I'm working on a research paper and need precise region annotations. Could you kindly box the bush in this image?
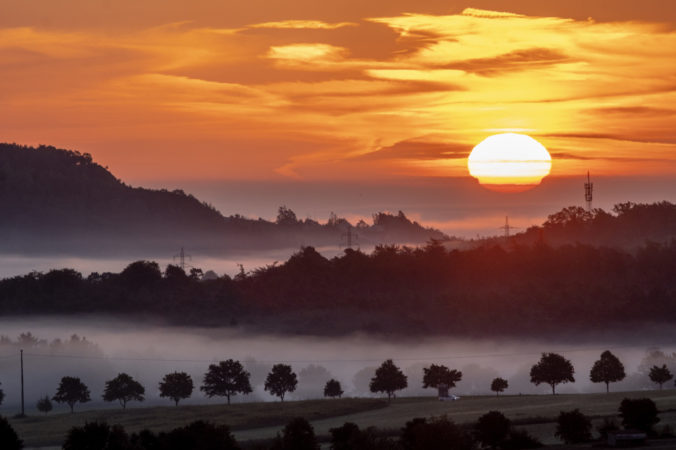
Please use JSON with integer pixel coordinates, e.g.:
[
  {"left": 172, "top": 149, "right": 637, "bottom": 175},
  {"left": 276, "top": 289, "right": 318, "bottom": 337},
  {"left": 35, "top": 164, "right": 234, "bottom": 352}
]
[
  {"left": 0, "top": 416, "right": 23, "bottom": 450},
  {"left": 36, "top": 395, "right": 53, "bottom": 414},
  {"left": 160, "top": 420, "right": 239, "bottom": 450},
  {"left": 475, "top": 411, "right": 511, "bottom": 448},
  {"left": 63, "top": 422, "right": 129, "bottom": 450},
  {"left": 401, "top": 416, "right": 475, "bottom": 450},
  {"left": 271, "top": 417, "right": 319, "bottom": 450},
  {"left": 555, "top": 409, "right": 592, "bottom": 444},
  {"left": 330, "top": 422, "right": 398, "bottom": 450},
  {"left": 619, "top": 398, "right": 660, "bottom": 434},
  {"left": 502, "top": 429, "right": 542, "bottom": 449},
  {"left": 597, "top": 418, "right": 619, "bottom": 441}
]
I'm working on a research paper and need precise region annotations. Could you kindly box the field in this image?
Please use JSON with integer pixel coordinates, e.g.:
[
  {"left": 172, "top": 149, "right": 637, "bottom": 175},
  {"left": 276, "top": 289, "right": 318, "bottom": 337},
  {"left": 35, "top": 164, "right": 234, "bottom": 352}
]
[{"left": 9, "top": 390, "right": 676, "bottom": 448}]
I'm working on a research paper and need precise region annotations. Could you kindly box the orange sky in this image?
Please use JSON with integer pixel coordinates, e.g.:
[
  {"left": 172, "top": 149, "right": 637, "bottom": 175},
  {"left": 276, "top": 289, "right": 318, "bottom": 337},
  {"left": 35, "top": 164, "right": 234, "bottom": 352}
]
[{"left": 2, "top": 0, "right": 676, "bottom": 184}]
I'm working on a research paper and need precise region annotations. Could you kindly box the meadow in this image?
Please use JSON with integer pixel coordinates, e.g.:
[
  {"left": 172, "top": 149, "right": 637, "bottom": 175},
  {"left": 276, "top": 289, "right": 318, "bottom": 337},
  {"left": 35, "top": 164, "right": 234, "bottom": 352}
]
[{"left": 9, "top": 390, "right": 676, "bottom": 448}]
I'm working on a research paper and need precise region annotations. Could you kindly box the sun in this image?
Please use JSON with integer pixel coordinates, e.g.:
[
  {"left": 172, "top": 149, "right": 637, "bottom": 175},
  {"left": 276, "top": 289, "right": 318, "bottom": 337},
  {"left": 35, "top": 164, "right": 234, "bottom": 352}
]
[{"left": 467, "top": 133, "right": 552, "bottom": 192}]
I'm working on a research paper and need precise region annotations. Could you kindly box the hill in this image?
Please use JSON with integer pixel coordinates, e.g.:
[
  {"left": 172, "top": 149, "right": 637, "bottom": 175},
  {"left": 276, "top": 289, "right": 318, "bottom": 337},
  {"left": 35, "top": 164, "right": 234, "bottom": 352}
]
[{"left": 0, "top": 143, "right": 446, "bottom": 254}]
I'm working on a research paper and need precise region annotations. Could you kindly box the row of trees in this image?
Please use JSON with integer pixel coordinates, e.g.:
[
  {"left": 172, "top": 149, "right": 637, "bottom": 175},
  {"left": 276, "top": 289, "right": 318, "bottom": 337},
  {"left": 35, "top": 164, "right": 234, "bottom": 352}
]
[{"left": 4, "top": 350, "right": 675, "bottom": 415}]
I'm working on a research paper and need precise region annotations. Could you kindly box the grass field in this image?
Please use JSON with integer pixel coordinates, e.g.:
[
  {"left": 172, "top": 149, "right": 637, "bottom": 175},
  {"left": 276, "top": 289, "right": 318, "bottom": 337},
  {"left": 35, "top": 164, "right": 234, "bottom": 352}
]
[{"left": 10, "top": 390, "right": 676, "bottom": 447}]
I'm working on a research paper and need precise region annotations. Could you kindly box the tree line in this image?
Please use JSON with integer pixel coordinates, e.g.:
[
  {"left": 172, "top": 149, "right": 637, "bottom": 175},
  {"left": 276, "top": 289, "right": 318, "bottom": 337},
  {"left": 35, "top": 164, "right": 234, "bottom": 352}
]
[
  {"left": 0, "top": 232, "right": 674, "bottom": 336},
  {"left": 3, "top": 350, "right": 676, "bottom": 416}
]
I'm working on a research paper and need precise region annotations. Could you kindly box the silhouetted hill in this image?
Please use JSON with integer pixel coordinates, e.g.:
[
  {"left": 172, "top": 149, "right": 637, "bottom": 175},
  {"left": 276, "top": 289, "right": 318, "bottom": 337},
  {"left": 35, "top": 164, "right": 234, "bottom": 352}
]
[
  {"left": 0, "top": 143, "right": 447, "bottom": 254},
  {"left": 484, "top": 203, "right": 676, "bottom": 250}
]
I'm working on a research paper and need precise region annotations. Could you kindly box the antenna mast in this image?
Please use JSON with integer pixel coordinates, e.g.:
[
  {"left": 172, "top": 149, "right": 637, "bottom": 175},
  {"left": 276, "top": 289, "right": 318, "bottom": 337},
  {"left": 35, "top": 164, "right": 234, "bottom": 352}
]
[{"left": 584, "top": 171, "right": 594, "bottom": 212}]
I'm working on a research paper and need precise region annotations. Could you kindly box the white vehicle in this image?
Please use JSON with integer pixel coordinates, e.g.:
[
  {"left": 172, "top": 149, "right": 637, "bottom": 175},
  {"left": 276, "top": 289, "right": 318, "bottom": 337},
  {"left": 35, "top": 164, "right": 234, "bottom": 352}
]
[{"left": 439, "top": 394, "right": 460, "bottom": 401}]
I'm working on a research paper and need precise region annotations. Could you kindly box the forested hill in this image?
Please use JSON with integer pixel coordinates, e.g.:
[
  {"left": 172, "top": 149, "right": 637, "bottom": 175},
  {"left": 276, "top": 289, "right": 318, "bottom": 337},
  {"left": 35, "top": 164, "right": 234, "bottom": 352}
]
[{"left": 0, "top": 143, "right": 446, "bottom": 254}]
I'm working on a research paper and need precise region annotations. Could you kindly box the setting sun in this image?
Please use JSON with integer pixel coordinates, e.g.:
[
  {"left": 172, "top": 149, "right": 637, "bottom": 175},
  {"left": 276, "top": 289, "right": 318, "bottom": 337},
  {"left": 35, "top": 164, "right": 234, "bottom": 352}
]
[{"left": 467, "top": 133, "right": 552, "bottom": 192}]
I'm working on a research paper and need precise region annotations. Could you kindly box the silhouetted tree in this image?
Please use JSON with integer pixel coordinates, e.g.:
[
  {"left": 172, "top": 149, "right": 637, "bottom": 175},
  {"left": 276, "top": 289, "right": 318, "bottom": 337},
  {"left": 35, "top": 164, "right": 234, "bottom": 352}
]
[
  {"left": 0, "top": 416, "right": 23, "bottom": 450},
  {"left": 422, "top": 364, "right": 462, "bottom": 390},
  {"left": 276, "top": 206, "right": 298, "bottom": 225},
  {"left": 160, "top": 420, "right": 240, "bottom": 450},
  {"left": 159, "top": 372, "right": 194, "bottom": 406},
  {"left": 370, "top": 359, "right": 407, "bottom": 402},
  {"left": 619, "top": 398, "right": 660, "bottom": 433},
  {"left": 265, "top": 364, "right": 297, "bottom": 402},
  {"left": 502, "top": 429, "right": 542, "bottom": 450},
  {"left": 491, "top": 378, "right": 509, "bottom": 396},
  {"left": 590, "top": 351, "right": 626, "bottom": 393},
  {"left": 272, "top": 417, "right": 319, "bottom": 450},
  {"left": 63, "top": 421, "right": 129, "bottom": 450},
  {"left": 36, "top": 395, "right": 53, "bottom": 414},
  {"left": 401, "top": 416, "right": 474, "bottom": 450},
  {"left": 53, "top": 376, "right": 90, "bottom": 413},
  {"left": 555, "top": 409, "right": 592, "bottom": 444},
  {"left": 475, "top": 411, "right": 511, "bottom": 449},
  {"left": 530, "top": 353, "right": 575, "bottom": 394},
  {"left": 103, "top": 373, "right": 145, "bottom": 409},
  {"left": 324, "top": 379, "right": 343, "bottom": 398},
  {"left": 202, "top": 360, "right": 252, "bottom": 405},
  {"left": 649, "top": 364, "right": 673, "bottom": 390},
  {"left": 330, "top": 422, "right": 394, "bottom": 450}
]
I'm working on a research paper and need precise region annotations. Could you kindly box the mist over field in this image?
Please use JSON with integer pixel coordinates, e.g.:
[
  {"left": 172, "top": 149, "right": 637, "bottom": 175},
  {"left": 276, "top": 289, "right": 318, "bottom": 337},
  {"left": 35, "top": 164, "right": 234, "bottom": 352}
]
[{"left": 0, "top": 316, "right": 673, "bottom": 415}]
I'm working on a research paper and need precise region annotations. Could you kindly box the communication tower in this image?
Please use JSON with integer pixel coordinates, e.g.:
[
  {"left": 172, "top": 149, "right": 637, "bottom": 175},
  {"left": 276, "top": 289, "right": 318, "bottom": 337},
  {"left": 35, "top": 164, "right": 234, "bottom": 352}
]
[
  {"left": 499, "top": 216, "right": 518, "bottom": 238},
  {"left": 584, "top": 171, "right": 594, "bottom": 212}
]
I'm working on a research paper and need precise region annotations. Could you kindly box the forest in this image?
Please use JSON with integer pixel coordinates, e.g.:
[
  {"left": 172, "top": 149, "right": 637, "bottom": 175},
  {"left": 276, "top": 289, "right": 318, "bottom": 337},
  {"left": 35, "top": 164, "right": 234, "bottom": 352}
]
[
  {"left": 0, "top": 143, "right": 445, "bottom": 255},
  {"left": 0, "top": 200, "right": 673, "bottom": 337}
]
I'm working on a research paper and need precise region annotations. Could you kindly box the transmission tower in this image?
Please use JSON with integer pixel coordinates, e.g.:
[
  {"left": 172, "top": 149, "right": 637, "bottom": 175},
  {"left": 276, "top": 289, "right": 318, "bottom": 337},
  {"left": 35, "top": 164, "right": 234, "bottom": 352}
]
[
  {"left": 584, "top": 171, "right": 594, "bottom": 212},
  {"left": 173, "top": 247, "right": 192, "bottom": 271},
  {"left": 498, "top": 216, "right": 518, "bottom": 238},
  {"left": 341, "top": 226, "right": 359, "bottom": 249}
]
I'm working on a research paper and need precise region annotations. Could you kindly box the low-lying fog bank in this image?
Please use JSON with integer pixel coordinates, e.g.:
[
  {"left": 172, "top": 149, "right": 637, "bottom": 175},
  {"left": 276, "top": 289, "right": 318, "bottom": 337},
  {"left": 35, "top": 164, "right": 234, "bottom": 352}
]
[{"left": 0, "top": 316, "right": 674, "bottom": 414}]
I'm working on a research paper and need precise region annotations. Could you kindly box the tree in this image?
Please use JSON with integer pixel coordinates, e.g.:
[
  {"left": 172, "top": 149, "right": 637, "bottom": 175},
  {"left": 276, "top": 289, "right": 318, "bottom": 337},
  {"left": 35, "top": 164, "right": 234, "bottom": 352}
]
[
  {"left": 401, "top": 416, "right": 475, "bottom": 450},
  {"left": 619, "top": 398, "right": 660, "bottom": 433},
  {"left": 491, "top": 378, "right": 509, "bottom": 396},
  {"left": 475, "top": 411, "right": 511, "bottom": 449},
  {"left": 324, "top": 379, "right": 343, "bottom": 398},
  {"left": 370, "top": 359, "right": 407, "bottom": 402},
  {"left": 265, "top": 364, "right": 297, "bottom": 402},
  {"left": 0, "top": 416, "right": 23, "bottom": 450},
  {"left": 530, "top": 353, "right": 575, "bottom": 395},
  {"left": 201, "top": 360, "right": 252, "bottom": 405},
  {"left": 422, "top": 364, "right": 462, "bottom": 390},
  {"left": 160, "top": 420, "right": 240, "bottom": 450},
  {"left": 272, "top": 417, "right": 319, "bottom": 450},
  {"left": 36, "top": 395, "right": 53, "bottom": 414},
  {"left": 649, "top": 364, "right": 673, "bottom": 390},
  {"left": 63, "top": 421, "right": 129, "bottom": 450},
  {"left": 53, "top": 376, "right": 90, "bottom": 413},
  {"left": 103, "top": 373, "right": 145, "bottom": 409},
  {"left": 555, "top": 409, "right": 592, "bottom": 444},
  {"left": 159, "top": 372, "right": 194, "bottom": 406},
  {"left": 590, "top": 350, "right": 626, "bottom": 393}
]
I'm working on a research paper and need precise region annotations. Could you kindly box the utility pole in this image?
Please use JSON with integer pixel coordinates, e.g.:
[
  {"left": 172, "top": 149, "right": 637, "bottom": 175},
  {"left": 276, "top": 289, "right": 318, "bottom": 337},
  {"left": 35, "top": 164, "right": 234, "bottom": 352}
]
[
  {"left": 498, "top": 216, "right": 518, "bottom": 238},
  {"left": 20, "top": 349, "right": 25, "bottom": 417},
  {"left": 173, "top": 247, "right": 192, "bottom": 271}
]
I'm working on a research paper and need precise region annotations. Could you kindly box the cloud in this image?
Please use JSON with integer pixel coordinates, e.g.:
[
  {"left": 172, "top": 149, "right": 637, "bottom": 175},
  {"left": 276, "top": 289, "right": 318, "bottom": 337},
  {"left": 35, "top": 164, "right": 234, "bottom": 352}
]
[
  {"left": 356, "top": 140, "right": 469, "bottom": 161},
  {"left": 249, "top": 20, "right": 357, "bottom": 30}
]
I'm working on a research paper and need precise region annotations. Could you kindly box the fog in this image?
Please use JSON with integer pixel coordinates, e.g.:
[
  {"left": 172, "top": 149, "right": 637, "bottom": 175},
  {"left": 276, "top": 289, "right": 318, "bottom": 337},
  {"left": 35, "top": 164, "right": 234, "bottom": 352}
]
[{"left": 0, "top": 317, "right": 674, "bottom": 415}]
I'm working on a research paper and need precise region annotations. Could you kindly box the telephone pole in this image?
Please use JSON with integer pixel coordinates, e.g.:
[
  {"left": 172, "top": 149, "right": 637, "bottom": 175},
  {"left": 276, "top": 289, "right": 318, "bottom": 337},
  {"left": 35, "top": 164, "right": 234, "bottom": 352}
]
[{"left": 20, "top": 349, "right": 25, "bottom": 417}]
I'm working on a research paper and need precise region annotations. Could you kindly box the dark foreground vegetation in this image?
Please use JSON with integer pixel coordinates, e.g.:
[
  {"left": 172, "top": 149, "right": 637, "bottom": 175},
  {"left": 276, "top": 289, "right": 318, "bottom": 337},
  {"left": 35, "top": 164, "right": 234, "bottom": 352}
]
[
  {"left": 2, "top": 393, "right": 675, "bottom": 449},
  {"left": 0, "top": 209, "right": 674, "bottom": 336},
  {"left": 0, "top": 143, "right": 445, "bottom": 254}
]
